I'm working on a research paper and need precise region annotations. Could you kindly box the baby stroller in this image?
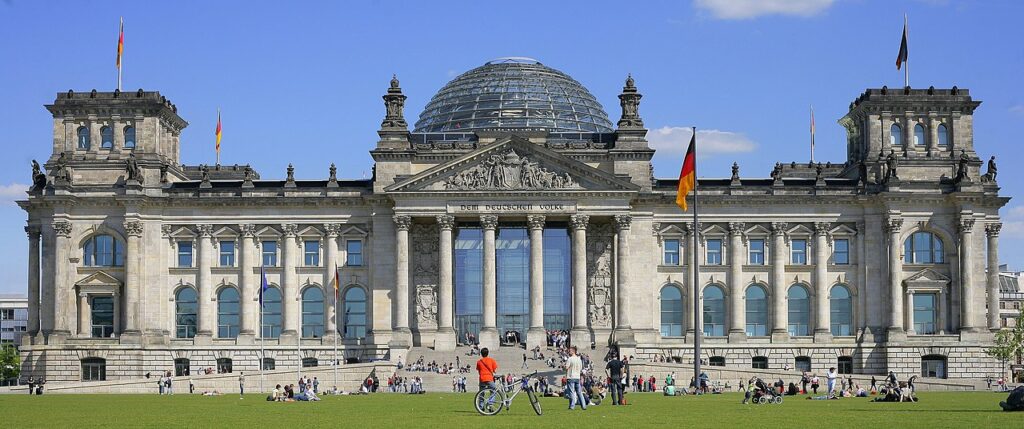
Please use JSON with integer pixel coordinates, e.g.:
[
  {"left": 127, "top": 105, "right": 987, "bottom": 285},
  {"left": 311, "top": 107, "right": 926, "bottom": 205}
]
[{"left": 752, "top": 378, "right": 783, "bottom": 404}]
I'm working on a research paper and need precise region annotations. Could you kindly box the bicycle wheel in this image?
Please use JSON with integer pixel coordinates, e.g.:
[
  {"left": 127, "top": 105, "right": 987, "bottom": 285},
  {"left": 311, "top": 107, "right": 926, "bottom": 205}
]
[
  {"left": 773, "top": 396, "right": 783, "bottom": 404},
  {"left": 527, "top": 388, "right": 543, "bottom": 416},
  {"left": 475, "top": 388, "right": 503, "bottom": 416}
]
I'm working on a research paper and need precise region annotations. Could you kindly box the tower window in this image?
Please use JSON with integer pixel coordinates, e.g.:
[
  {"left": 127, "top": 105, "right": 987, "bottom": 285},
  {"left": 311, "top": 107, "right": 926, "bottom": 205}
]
[
  {"left": 890, "top": 124, "right": 902, "bottom": 147},
  {"left": 914, "top": 124, "right": 926, "bottom": 146},
  {"left": 124, "top": 126, "right": 136, "bottom": 148},
  {"left": 101, "top": 126, "right": 113, "bottom": 149},
  {"left": 77, "top": 126, "right": 91, "bottom": 149},
  {"left": 937, "top": 124, "right": 949, "bottom": 147}
]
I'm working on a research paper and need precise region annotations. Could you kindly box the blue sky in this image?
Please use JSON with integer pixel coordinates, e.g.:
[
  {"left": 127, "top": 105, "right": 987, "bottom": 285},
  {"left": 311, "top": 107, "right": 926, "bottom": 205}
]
[{"left": 0, "top": 0, "right": 1022, "bottom": 294}]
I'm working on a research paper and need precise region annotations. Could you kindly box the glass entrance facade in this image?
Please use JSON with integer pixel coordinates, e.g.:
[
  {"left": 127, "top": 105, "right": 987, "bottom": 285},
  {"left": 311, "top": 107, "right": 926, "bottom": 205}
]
[
  {"left": 497, "top": 227, "right": 529, "bottom": 337},
  {"left": 455, "top": 227, "right": 483, "bottom": 343},
  {"left": 542, "top": 227, "right": 571, "bottom": 331}
]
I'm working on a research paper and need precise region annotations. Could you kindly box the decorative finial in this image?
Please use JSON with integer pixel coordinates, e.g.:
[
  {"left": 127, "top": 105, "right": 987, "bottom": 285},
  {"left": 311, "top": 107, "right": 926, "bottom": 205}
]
[
  {"left": 390, "top": 74, "right": 399, "bottom": 89},
  {"left": 617, "top": 74, "right": 643, "bottom": 129},
  {"left": 382, "top": 74, "right": 408, "bottom": 129}
]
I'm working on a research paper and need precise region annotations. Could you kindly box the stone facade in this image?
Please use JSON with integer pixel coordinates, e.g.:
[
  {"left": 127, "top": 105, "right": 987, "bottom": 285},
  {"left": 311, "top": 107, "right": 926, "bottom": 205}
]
[{"left": 18, "top": 64, "right": 1008, "bottom": 384}]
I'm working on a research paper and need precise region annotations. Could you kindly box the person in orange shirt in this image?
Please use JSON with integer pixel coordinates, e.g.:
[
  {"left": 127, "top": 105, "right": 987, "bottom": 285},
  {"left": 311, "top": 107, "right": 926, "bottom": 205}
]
[{"left": 476, "top": 347, "right": 498, "bottom": 391}]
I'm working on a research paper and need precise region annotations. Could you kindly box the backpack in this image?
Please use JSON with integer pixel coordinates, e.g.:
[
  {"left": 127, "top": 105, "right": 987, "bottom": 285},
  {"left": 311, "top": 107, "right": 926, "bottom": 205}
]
[{"left": 266, "top": 395, "right": 274, "bottom": 401}]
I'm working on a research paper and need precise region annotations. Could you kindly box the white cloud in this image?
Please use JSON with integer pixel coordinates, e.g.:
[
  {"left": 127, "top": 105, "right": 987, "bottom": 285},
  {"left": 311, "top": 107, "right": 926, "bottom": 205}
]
[
  {"left": 0, "top": 183, "right": 29, "bottom": 206},
  {"left": 1004, "top": 206, "right": 1024, "bottom": 239},
  {"left": 647, "top": 126, "right": 757, "bottom": 157},
  {"left": 695, "top": 0, "right": 835, "bottom": 19}
]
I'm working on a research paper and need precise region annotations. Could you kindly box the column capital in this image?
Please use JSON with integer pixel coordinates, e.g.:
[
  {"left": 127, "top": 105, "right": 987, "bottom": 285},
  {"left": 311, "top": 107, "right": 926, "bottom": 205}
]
[
  {"left": 986, "top": 222, "right": 1002, "bottom": 238},
  {"left": 161, "top": 224, "right": 174, "bottom": 238},
  {"left": 613, "top": 214, "right": 632, "bottom": 231},
  {"left": 813, "top": 222, "right": 831, "bottom": 236},
  {"left": 958, "top": 217, "right": 976, "bottom": 235},
  {"left": 25, "top": 225, "right": 41, "bottom": 239},
  {"left": 527, "top": 215, "right": 546, "bottom": 231},
  {"left": 480, "top": 215, "right": 499, "bottom": 230},
  {"left": 324, "top": 223, "right": 342, "bottom": 237},
  {"left": 239, "top": 223, "right": 257, "bottom": 237},
  {"left": 52, "top": 220, "right": 73, "bottom": 237},
  {"left": 196, "top": 224, "right": 214, "bottom": 237},
  {"left": 436, "top": 215, "right": 456, "bottom": 231},
  {"left": 728, "top": 221, "right": 745, "bottom": 236},
  {"left": 770, "top": 222, "right": 788, "bottom": 236},
  {"left": 569, "top": 214, "right": 590, "bottom": 230},
  {"left": 123, "top": 220, "right": 144, "bottom": 237},
  {"left": 393, "top": 215, "right": 413, "bottom": 231},
  {"left": 684, "top": 221, "right": 703, "bottom": 236},
  {"left": 281, "top": 223, "right": 298, "bottom": 237},
  {"left": 883, "top": 217, "right": 903, "bottom": 234}
]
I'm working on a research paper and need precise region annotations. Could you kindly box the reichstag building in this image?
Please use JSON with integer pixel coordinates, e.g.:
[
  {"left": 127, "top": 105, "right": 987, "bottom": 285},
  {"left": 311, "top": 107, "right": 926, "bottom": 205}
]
[{"left": 19, "top": 58, "right": 1007, "bottom": 382}]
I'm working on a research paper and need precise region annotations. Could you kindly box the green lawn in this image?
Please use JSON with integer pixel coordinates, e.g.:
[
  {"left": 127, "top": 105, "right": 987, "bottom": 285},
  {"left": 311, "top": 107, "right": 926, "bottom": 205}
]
[{"left": 0, "top": 391, "right": 1017, "bottom": 428}]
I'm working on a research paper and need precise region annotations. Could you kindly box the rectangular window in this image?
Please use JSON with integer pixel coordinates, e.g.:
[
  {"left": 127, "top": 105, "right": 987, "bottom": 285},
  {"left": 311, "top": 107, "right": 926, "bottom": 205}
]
[
  {"left": 748, "top": 239, "right": 765, "bottom": 265},
  {"left": 262, "top": 241, "right": 278, "bottom": 266},
  {"left": 834, "top": 239, "right": 850, "bottom": 265},
  {"left": 913, "top": 293, "right": 937, "bottom": 334},
  {"left": 663, "top": 239, "right": 680, "bottom": 265},
  {"left": 346, "top": 240, "right": 363, "bottom": 266},
  {"left": 219, "top": 241, "right": 235, "bottom": 267},
  {"left": 177, "top": 241, "right": 193, "bottom": 268},
  {"left": 304, "top": 240, "right": 320, "bottom": 266},
  {"left": 791, "top": 239, "right": 808, "bottom": 265},
  {"left": 706, "top": 239, "right": 723, "bottom": 265}
]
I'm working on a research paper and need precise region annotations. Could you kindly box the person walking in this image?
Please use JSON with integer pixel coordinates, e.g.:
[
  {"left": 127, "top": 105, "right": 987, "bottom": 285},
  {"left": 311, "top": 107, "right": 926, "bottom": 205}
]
[
  {"left": 166, "top": 372, "right": 174, "bottom": 395},
  {"left": 605, "top": 353, "right": 625, "bottom": 405},
  {"left": 811, "top": 374, "right": 820, "bottom": 394},
  {"left": 826, "top": 367, "right": 838, "bottom": 396},
  {"left": 313, "top": 377, "right": 319, "bottom": 394},
  {"left": 189, "top": 377, "right": 195, "bottom": 394},
  {"left": 565, "top": 346, "right": 586, "bottom": 410},
  {"left": 238, "top": 372, "right": 245, "bottom": 399},
  {"left": 522, "top": 353, "right": 528, "bottom": 370}
]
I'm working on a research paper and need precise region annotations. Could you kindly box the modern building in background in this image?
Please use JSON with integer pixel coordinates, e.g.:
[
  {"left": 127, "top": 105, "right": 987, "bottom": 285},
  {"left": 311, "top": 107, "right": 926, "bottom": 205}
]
[
  {"left": 1, "top": 295, "right": 28, "bottom": 350},
  {"left": 17, "top": 58, "right": 1009, "bottom": 383},
  {"left": 998, "top": 265, "right": 1024, "bottom": 328}
]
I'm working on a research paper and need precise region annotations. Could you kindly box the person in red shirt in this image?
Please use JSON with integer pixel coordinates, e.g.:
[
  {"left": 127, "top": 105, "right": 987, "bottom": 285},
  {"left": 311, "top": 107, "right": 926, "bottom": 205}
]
[{"left": 476, "top": 347, "right": 498, "bottom": 391}]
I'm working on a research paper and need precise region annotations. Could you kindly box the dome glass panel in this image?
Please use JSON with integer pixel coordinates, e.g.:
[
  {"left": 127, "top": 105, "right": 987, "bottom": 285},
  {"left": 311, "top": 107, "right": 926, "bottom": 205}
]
[{"left": 413, "top": 58, "right": 613, "bottom": 133}]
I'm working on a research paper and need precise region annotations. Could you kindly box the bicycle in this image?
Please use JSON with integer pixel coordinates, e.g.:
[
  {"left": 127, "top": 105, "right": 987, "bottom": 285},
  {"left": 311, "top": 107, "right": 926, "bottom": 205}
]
[{"left": 474, "top": 371, "right": 543, "bottom": 416}]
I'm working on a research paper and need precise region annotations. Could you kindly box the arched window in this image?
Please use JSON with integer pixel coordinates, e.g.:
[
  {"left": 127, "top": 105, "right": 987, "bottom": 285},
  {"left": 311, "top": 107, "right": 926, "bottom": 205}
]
[
  {"left": 702, "top": 285, "right": 726, "bottom": 336},
  {"left": 262, "top": 287, "right": 282, "bottom": 338},
  {"left": 174, "top": 358, "right": 190, "bottom": 376},
  {"left": 914, "top": 124, "right": 926, "bottom": 146},
  {"left": 217, "top": 287, "right": 240, "bottom": 338},
  {"left": 660, "top": 285, "right": 683, "bottom": 337},
  {"left": 890, "top": 124, "right": 902, "bottom": 146},
  {"left": 937, "top": 124, "right": 949, "bottom": 147},
  {"left": 216, "top": 358, "right": 232, "bottom": 374},
  {"left": 301, "top": 287, "right": 325, "bottom": 338},
  {"left": 81, "top": 357, "right": 106, "bottom": 381},
  {"left": 100, "top": 126, "right": 113, "bottom": 149},
  {"left": 123, "top": 126, "right": 136, "bottom": 148},
  {"left": 175, "top": 287, "right": 198, "bottom": 338},
  {"left": 83, "top": 234, "right": 124, "bottom": 267},
  {"left": 77, "top": 126, "right": 91, "bottom": 149},
  {"left": 708, "top": 356, "right": 726, "bottom": 367},
  {"left": 787, "top": 285, "right": 810, "bottom": 337},
  {"left": 302, "top": 357, "right": 319, "bottom": 368},
  {"left": 745, "top": 285, "right": 769, "bottom": 337},
  {"left": 751, "top": 356, "right": 768, "bottom": 369},
  {"left": 830, "top": 285, "right": 853, "bottom": 336},
  {"left": 903, "top": 231, "right": 944, "bottom": 264},
  {"left": 343, "top": 286, "right": 367, "bottom": 339}
]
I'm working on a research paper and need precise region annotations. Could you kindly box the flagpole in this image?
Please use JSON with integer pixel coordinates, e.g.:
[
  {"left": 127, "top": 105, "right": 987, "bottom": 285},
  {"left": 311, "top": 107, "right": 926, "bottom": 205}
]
[
  {"left": 904, "top": 14, "right": 909, "bottom": 88},
  {"left": 810, "top": 105, "right": 815, "bottom": 163},
  {"left": 260, "top": 292, "right": 265, "bottom": 394},
  {"left": 117, "top": 17, "right": 123, "bottom": 92},
  {"left": 333, "top": 266, "right": 339, "bottom": 389},
  {"left": 691, "top": 126, "right": 702, "bottom": 394},
  {"left": 216, "top": 108, "right": 221, "bottom": 166}
]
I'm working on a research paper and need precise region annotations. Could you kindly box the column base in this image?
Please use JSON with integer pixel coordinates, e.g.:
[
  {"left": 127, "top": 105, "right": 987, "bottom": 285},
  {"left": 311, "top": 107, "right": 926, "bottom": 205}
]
[
  {"left": 727, "top": 330, "right": 747, "bottom": 343},
  {"left": 526, "top": 327, "right": 546, "bottom": 352},
  {"left": 684, "top": 329, "right": 695, "bottom": 344},
  {"left": 771, "top": 330, "right": 790, "bottom": 342},
  {"left": 119, "top": 330, "right": 143, "bottom": 345},
  {"left": 389, "top": 328, "right": 412, "bottom": 349},
  {"left": 434, "top": 327, "right": 457, "bottom": 351},
  {"left": 885, "top": 327, "right": 906, "bottom": 343},
  {"left": 194, "top": 332, "right": 213, "bottom": 345},
  {"left": 812, "top": 329, "right": 832, "bottom": 343},
  {"left": 280, "top": 330, "right": 299, "bottom": 344},
  {"left": 570, "top": 327, "right": 592, "bottom": 349},
  {"left": 47, "top": 330, "right": 70, "bottom": 344},
  {"left": 611, "top": 327, "right": 636, "bottom": 347},
  {"left": 237, "top": 332, "right": 256, "bottom": 345},
  {"left": 960, "top": 328, "right": 985, "bottom": 342},
  {"left": 477, "top": 327, "right": 499, "bottom": 351}
]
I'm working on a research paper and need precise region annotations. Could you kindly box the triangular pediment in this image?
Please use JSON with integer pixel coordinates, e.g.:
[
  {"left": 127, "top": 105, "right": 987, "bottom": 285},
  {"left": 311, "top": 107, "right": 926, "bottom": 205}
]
[
  {"left": 385, "top": 136, "right": 640, "bottom": 193},
  {"left": 904, "top": 268, "right": 951, "bottom": 284},
  {"left": 76, "top": 271, "right": 121, "bottom": 287}
]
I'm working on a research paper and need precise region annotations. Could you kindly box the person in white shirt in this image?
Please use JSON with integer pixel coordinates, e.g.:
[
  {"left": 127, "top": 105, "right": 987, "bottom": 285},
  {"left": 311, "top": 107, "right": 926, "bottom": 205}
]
[
  {"left": 564, "top": 346, "right": 586, "bottom": 410},
  {"left": 826, "top": 367, "right": 838, "bottom": 396}
]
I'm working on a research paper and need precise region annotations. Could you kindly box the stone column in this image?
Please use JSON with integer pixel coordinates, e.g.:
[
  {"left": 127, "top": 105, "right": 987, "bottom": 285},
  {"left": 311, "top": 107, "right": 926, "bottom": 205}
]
[
  {"left": 813, "top": 222, "right": 832, "bottom": 342},
  {"left": 239, "top": 224, "right": 257, "bottom": 340},
  {"left": 959, "top": 216, "right": 978, "bottom": 333},
  {"left": 122, "top": 220, "right": 143, "bottom": 340},
  {"left": 78, "top": 293, "right": 90, "bottom": 337},
  {"left": 905, "top": 290, "right": 916, "bottom": 335},
  {"left": 728, "top": 222, "right": 746, "bottom": 342},
  {"left": 392, "top": 215, "right": 413, "bottom": 347},
  {"left": 281, "top": 224, "right": 299, "bottom": 339},
  {"left": 112, "top": 292, "right": 120, "bottom": 338},
  {"left": 435, "top": 215, "right": 457, "bottom": 351},
  {"left": 770, "top": 222, "right": 788, "bottom": 341},
  {"left": 526, "top": 215, "right": 546, "bottom": 351},
  {"left": 323, "top": 223, "right": 340, "bottom": 338},
  {"left": 885, "top": 216, "right": 904, "bottom": 338},
  {"left": 569, "top": 215, "right": 590, "bottom": 347},
  {"left": 612, "top": 215, "right": 636, "bottom": 349},
  {"left": 986, "top": 223, "right": 1002, "bottom": 331},
  {"left": 196, "top": 224, "right": 214, "bottom": 341},
  {"left": 51, "top": 220, "right": 73, "bottom": 341},
  {"left": 26, "top": 226, "right": 40, "bottom": 339},
  {"left": 478, "top": 215, "right": 500, "bottom": 350},
  {"left": 40, "top": 225, "right": 56, "bottom": 338}
]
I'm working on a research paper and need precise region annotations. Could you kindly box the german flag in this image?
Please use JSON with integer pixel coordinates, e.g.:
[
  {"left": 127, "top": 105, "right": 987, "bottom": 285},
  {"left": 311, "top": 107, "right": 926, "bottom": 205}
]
[
  {"left": 675, "top": 130, "right": 696, "bottom": 211},
  {"left": 215, "top": 110, "right": 222, "bottom": 154},
  {"left": 116, "top": 17, "right": 124, "bottom": 69}
]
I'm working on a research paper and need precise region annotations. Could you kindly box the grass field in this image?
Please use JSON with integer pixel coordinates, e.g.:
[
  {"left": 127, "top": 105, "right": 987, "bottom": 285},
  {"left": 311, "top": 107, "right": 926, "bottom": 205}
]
[{"left": 1, "top": 391, "right": 1018, "bottom": 428}]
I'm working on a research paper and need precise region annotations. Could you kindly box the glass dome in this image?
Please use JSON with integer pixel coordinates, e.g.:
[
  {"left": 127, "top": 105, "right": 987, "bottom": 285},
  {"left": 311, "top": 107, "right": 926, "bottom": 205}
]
[{"left": 413, "top": 58, "right": 614, "bottom": 133}]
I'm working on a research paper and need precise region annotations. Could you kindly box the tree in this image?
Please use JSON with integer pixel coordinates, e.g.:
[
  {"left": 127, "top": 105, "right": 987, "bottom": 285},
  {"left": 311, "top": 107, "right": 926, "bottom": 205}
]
[
  {"left": 0, "top": 344, "right": 20, "bottom": 382},
  {"left": 987, "top": 307, "right": 1024, "bottom": 382}
]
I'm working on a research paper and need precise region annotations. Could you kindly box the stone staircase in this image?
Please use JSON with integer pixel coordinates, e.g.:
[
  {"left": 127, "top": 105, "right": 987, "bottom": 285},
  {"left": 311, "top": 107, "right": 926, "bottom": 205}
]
[{"left": 395, "top": 345, "right": 574, "bottom": 392}]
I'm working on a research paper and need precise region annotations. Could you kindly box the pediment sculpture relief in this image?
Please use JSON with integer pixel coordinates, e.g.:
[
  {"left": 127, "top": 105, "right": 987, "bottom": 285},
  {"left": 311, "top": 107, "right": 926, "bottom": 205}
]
[{"left": 443, "top": 149, "right": 580, "bottom": 190}]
